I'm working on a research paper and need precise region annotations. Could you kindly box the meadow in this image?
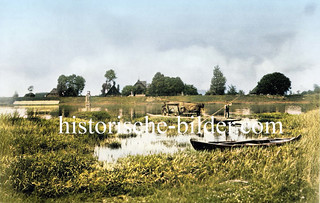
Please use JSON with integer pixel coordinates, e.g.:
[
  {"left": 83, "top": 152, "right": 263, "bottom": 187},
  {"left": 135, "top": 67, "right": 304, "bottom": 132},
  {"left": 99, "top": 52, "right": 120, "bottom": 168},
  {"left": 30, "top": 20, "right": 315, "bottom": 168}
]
[{"left": 0, "top": 95, "right": 319, "bottom": 202}]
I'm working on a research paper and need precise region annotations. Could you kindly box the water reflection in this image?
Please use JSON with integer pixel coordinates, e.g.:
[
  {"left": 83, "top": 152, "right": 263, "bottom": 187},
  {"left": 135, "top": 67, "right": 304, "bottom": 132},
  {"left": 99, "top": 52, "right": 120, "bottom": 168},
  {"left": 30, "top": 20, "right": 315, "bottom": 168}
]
[
  {"left": 285, "top": 105, "right": 302, "bottom": 115},
  {"left": 83, "top": 103, "right": 311, "bottom": 118}
]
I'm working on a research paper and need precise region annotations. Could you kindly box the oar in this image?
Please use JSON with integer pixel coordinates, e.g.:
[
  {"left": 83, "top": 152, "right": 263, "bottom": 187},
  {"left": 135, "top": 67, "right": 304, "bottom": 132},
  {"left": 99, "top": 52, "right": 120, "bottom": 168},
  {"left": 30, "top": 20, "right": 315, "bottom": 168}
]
[
  {"left": 201, "top": 95, "right": 240, "bottom": 124},
  {"left": 195, "top": 95, "right": 240, "bottom": 136}
]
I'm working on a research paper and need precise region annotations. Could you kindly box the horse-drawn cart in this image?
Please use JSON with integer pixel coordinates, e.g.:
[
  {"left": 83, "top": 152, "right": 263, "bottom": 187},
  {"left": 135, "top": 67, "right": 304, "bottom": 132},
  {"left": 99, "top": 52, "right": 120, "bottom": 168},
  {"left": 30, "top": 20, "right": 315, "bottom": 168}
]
[{"left": 161, "top": 102, "right": 204, "bottom": 116}]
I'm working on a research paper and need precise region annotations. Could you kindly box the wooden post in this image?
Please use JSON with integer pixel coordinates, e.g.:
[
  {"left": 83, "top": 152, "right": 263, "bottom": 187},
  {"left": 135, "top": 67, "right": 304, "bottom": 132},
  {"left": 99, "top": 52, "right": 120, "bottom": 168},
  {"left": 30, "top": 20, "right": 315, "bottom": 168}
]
[{"left": 85, "top": 91, "right": 91, "bottom": 111}]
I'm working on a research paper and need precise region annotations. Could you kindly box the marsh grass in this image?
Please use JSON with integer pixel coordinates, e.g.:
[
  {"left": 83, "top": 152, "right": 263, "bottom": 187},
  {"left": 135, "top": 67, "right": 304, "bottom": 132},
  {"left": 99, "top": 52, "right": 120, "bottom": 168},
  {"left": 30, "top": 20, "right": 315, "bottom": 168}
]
[
  {"left": 0, "top": 109, "right": 319, "bottom": 202},
  {"left": 101, "top": 138, "right": 122, "bottom": 149},
  {"left": 256, "top": 112, "right": 288, "bottom": 122},
  {"left": 117, "top": 132, "right": 137, "bottom": 138}
]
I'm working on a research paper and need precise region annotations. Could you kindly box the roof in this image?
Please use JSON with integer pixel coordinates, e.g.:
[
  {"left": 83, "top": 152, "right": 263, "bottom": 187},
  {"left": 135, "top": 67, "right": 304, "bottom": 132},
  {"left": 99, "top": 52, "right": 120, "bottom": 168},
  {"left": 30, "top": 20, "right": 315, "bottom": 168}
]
[
  {"left": 105, "top": 85, "right": 121, "bottom": 96},
  {"left": 134, "top": 80, "right": 147, "bottom": 88}
]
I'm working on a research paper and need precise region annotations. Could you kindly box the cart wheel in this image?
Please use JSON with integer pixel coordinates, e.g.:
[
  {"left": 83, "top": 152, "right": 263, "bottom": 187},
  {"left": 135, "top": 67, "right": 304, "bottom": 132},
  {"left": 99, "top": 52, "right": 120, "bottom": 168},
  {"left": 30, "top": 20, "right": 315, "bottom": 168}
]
[{"left": 162, "top": 108, "right": 168, "bottom": 116}]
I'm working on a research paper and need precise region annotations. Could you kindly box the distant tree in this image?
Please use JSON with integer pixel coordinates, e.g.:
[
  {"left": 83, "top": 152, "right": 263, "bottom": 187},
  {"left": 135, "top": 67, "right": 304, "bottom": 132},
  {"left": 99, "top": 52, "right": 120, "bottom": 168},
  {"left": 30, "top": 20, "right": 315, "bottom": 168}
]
[
  {"left": 104, "top": 69, "right": 117, "bottom": 83},
  {"left": 148, "top": 72, "right": 165, "bottom": 96},
  {"left": 314, "top": 84, "right": 320, "bottom": 93},
  {"left": 300, "top": 84, "right": 320, "bottom": 95},
  {"left": 24, "top": 85, "right": 35, "bottom": 97},
  {"left": 207, "top": 65, "right": 226, "bottom": 95},
  {"left": 238, "top": 90, "right": 245, "bottom": 95},
  {"left": 167, "top": 77, "right": 184, "bottom": 96},
  {"left": 28, "top": 86, "right": 34, "bottom": 93},
  {"left": 184, "top": 84, "right": 198, "bottom": 95},
  {"left": 102, "top": 69, "right": 117, "bottom": 96},
  {"left": 252, "top": 72, "right": 291, "bottom": 95},
  {"left": 57, "top": 74, "right": 86, "bottom": 97},
  {"left": 122, "top": 85, "right": 136, "bottom": 96},
  {"left": 227, "top": 84, "right": 238, "bottom": 95},
  {"left": 148, "top": 72, "right": 186, "bottom": 96},
  {"left": 13, "top": 91, "right": 19, "bottom": 98}
]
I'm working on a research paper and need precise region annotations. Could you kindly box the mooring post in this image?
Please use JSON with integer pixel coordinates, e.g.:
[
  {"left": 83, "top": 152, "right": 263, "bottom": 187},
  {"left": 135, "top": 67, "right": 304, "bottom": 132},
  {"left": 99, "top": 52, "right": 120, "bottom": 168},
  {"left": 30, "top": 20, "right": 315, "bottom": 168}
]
[{"left": 85, "top": 91, "right": 91, "bottom": 111}]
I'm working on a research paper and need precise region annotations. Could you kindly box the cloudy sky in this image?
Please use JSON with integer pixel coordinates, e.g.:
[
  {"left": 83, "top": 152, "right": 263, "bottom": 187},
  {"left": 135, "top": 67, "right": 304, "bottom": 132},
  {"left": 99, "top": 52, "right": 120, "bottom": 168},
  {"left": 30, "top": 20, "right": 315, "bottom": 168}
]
[{"left": 0, "top": 0, "right": 319, "bottom": 96}]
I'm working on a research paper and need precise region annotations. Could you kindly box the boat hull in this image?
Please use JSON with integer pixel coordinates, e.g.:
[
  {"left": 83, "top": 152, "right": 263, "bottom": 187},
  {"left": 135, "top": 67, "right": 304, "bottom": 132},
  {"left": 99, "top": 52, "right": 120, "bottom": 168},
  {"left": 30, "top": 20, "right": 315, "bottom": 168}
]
[{"left": 190, "top": 135, "right": 301, "bottom": 151}]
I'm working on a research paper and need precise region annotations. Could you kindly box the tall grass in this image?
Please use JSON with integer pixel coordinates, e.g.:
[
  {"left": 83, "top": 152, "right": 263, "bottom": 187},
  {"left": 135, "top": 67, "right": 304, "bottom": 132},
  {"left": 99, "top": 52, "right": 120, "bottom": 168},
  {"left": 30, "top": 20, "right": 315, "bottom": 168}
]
[{"left": 0, "top": 109, "right": 319, "bottom": 202}]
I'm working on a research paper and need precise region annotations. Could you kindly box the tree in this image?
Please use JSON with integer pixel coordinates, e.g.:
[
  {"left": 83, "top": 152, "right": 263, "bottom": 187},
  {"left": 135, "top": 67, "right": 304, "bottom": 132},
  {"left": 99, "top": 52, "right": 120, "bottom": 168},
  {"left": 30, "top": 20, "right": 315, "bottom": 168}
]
[
  {"left": 57, "top": 74, "right": 86, "bottom": 97},
  {"left": 104, "top": 69, "right": 117, "bottom": 83},
  {"left": 166, "top": 77, "right": 184, "bottom": 96},
  {"left": 252, "top": 72, "right": 291, "bottom": 95},
  {"left": 28, "top": 86, "right": 34, "bottom": 93},
  {"left": 148, "top": 72, "right": 187, "bottom": 96},
  {"left": 25, "top": 85, "right": 35, "bottom": 97},
  {"left": 102, "top": 69, "right": 117, "bottom": 96},
  {"left": 207, "top": 65, "right": 226, "bottom": 95},
  {"left": 184, "top": 84, "right": 198, "bottom": 95},
  {"left": 13, "top": 91, "right": 19, "bottom": 98},
  {"left": 122, "top": 85, "right": 136, "bottom": 96},
  {"left": 238, "top": 90, "right": 245, "bottom": 95},
  {"left": 227, "top": 84, "right": 238, "bottom": 95},
  {"left": 148, "top": 72, "right": 165, "bottom": 96},
  {"left": 314, "top": 84, "right": 320, "bottom": 93}
]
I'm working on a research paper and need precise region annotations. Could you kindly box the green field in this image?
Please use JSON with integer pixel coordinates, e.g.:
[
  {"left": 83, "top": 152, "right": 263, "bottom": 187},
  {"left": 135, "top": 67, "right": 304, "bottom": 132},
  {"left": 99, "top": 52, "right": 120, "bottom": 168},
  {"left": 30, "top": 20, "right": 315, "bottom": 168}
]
[{"left": 0, "top": 95, "right": 319, "bottom": 202}]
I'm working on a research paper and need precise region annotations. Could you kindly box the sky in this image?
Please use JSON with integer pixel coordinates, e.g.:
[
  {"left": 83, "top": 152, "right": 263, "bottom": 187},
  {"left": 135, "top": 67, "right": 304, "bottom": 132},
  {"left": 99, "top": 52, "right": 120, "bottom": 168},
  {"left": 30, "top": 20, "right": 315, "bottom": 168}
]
[{"left": 0, "top": 0, "right": 319, "bottom": 96}]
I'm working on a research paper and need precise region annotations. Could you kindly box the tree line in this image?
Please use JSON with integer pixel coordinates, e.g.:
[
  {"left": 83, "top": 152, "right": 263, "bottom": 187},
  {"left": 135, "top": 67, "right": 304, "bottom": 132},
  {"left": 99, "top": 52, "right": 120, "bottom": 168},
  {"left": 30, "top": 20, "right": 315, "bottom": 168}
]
[{"left": 22, "top": 65, "right": 316, "bottom": 97}]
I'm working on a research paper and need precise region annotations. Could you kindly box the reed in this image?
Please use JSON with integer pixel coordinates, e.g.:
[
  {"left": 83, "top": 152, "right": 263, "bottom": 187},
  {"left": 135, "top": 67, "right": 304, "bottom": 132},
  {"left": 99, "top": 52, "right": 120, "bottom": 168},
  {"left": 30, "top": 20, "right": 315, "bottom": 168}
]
[{"left": 0, "top": 109, "right": 319, "bottom": 202}]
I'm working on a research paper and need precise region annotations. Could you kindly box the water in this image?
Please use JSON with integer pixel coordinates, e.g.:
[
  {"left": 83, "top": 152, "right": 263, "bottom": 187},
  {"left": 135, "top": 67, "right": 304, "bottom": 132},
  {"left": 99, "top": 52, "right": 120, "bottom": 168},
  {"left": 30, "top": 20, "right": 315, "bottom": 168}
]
[
  {"left": 0, "top": 104, "right": 305, "bottom": 118},
  {"left": 94, "top": 119, "right": 262, "bottom": 162},
  {"left": 94, "top": 133, "right": 197, "bottom": 162},
  {"left": 0, "top": 106, "right": 59, "bottom": 119},
  {"left": 61, "top": 103, "right": 310, "bottom": 118},
  {"left": 0, "top": 106, "right": 28, "bottom": 117}
]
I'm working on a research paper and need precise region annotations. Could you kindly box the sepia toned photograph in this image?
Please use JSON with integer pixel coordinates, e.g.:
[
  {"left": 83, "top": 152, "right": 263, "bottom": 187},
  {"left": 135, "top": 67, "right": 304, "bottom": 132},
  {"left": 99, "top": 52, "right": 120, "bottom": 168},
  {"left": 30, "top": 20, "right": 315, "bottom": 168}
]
[{"left": 0, "top": 1, "right": 319, "bottom": 202}]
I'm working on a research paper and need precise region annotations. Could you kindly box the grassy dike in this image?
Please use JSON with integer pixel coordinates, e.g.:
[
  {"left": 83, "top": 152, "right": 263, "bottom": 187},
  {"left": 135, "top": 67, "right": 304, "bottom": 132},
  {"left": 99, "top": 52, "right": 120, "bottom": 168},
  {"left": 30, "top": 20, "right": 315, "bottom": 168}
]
[
  {"left": 58, "top": 94, "right": 319, "bottom": 105},
  {"left": 0, "top": 109, "right": 319, "bottom": 202}
]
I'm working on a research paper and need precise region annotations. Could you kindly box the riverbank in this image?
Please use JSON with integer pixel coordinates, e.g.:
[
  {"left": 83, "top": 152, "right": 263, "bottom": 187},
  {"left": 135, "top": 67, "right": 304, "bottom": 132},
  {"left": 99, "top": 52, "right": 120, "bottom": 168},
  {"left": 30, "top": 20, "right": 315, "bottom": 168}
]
[
  {"left": 1, "top": 94, "right": 319, "bottom": 106},
  {"left": 61, "top": 94, "right": 319, "bottom": 105},
  {"left": 0, "top": 109, "right": 319, "bottom": 202}
]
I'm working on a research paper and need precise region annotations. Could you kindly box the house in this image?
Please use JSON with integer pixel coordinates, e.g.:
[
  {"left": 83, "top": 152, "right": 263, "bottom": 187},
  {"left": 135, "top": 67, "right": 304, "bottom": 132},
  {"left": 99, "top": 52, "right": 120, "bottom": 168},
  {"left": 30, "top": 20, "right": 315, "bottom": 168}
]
[
  {"left": 46, "top": 88, "right": 59, "bottom": 97},
  {"left": 133, "top": 79, "right": 148, "bottom": 95},
  {"left": 105, "top": 84, "right": 121, "bottom": 96}
]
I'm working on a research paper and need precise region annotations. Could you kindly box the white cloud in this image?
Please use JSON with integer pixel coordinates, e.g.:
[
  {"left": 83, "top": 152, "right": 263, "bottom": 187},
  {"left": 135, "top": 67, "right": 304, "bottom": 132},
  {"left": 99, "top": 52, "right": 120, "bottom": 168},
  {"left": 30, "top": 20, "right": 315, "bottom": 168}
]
[{"left": 0, "top": 1, "right": 319, "bottom": 96}]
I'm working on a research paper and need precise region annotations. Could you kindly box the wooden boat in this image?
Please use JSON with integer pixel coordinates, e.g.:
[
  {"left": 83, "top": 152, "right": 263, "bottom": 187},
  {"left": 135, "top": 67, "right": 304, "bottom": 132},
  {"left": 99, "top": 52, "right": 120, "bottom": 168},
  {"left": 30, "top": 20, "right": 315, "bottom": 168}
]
[
  {"left": 214, "top": 117, "right": 241, "bottom": 124},
  {"left": 190, "top": 135, "right": 301, "bottom": 151}
]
